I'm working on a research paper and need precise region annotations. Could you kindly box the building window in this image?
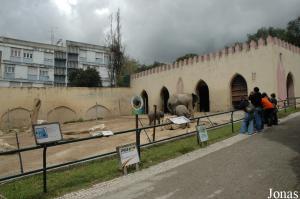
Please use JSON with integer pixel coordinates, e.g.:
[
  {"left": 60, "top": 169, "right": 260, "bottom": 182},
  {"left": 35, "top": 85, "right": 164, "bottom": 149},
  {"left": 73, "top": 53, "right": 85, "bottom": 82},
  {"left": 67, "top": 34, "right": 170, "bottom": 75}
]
[
  {"left": 40, "top": 69, "right": 49, "bottom": 77},
  {"left": 5, "top": 65, "right": 15, "bottom": 73},
  {"left": 28, "top": 67, "right": 38, "bottom": 80},
  {"left": 95, "top": 52, "right": 103, "bottom": 63},
  {"left": 79, "top": 50, "right": 87, "bottom": 62},
  {"left": 44, "top": 52, "right": 54, "bottom": 65},
  {"left": 24, "top": 51, "right": 33, "bottom": 59},
  {"left": 11, "top": 48, "right": 21, "bottom": 57},
  {"left": 40, "top": 69, "right": 49, "bottom": 81},
  {"left": 104, "top": 54, "right": 110, "bottom": 64}
]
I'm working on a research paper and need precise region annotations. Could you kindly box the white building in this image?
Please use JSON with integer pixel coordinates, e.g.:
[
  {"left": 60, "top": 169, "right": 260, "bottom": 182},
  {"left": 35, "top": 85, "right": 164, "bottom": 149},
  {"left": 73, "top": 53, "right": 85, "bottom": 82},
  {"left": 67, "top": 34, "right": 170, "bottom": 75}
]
[
  {"left": 66, "top": 40, "right": 111, "bottom": 87},
  {"left": 0, "top": 37, "right": 112, "bottom": 87},
  {"left": 0, "top": 37, "right": 55, "bottom": 87}
]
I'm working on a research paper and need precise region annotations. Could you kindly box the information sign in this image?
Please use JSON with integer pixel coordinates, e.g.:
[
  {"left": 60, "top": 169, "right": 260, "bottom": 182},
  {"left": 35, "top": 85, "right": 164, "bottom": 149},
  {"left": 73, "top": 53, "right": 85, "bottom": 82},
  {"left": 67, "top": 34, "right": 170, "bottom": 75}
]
[
  {"left": 33, "top": 122, "right": 63, "bottom": 145},
  {"left": 196, "top": 125, "right": 209, "bottom": 142},
  {"left": 116, "top": 143, "right": 140, "bottom": 168}
]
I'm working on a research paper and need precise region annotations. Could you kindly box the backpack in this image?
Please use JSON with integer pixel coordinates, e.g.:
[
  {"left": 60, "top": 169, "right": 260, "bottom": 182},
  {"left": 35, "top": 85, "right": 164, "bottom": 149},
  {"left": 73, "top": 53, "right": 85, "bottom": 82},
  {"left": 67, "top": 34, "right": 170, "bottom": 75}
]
[{"left": 245, "top": 103, "right": 255, "bottom": 113}]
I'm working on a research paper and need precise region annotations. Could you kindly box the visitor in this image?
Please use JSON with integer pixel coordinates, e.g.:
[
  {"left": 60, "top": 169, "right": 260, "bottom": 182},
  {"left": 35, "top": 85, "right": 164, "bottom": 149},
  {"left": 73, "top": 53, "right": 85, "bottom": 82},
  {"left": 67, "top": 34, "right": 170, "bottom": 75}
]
[
  {"left": 239, "top": 96, "right": 255, "bottom": 135},
  {"left": 249, "top": 87, "right": 263, "bottom": 131},
  {"left": 261, "top": 93, "right": 274, "bottom": 127},
  {"left": 270, "top": 93, "right": 278, "bottom": 125}
]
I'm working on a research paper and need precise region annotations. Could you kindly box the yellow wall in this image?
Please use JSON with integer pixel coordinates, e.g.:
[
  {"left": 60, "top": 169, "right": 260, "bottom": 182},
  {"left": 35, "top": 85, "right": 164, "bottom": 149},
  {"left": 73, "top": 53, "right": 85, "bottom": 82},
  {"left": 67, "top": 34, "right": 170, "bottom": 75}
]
[
  {"left": 131, "top": 37, "right": 300, "bottom": 112},
  {"left": 0, "top": 87, "right": 133, "bottom": 128}
]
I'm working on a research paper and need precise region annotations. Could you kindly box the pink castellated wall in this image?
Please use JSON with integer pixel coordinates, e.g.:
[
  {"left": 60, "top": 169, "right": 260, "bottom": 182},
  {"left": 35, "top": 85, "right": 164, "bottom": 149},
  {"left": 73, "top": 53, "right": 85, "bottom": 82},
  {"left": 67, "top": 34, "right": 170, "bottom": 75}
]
[{"left": 131, "top": 36, "right": 300, "bottom": 97}]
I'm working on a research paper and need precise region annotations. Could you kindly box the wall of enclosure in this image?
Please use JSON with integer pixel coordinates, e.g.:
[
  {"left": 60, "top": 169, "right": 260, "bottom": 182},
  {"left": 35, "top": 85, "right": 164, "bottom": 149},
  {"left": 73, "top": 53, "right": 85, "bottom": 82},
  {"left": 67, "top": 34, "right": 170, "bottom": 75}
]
[
  {"left": 0, "top": 87, "right": 133, "bottom": 129},
  {"left": 131, "top": 36, "right": 300, "bottom": 113}
]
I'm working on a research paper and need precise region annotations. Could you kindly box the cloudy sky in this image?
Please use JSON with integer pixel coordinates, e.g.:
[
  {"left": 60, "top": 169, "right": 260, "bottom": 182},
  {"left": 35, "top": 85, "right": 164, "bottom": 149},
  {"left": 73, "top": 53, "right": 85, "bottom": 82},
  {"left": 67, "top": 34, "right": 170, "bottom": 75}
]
[{"left": 0, "top": 0, "right": 299, "bottom": 64}]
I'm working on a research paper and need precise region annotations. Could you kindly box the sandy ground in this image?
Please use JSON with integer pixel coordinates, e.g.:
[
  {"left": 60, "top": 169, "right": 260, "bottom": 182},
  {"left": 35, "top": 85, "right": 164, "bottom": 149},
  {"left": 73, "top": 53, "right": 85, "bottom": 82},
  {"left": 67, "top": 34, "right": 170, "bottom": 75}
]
[{"left": 0, "top": 111, "right": 243, "bottom": 178}]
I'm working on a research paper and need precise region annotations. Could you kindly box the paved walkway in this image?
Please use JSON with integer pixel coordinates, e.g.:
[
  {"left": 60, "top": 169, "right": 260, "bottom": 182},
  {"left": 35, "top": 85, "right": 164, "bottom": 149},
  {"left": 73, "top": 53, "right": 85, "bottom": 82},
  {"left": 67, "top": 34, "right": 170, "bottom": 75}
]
[{"left": 59, "top": 113, "right": 300, "bottom": 199}]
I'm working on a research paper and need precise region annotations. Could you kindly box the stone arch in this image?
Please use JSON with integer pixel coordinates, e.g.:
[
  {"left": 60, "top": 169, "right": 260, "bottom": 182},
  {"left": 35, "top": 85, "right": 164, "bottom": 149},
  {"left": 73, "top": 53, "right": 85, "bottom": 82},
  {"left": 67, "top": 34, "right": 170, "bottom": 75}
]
[
  {"left": 0, "top": 107, "right": 31, "bottom": 129},
  {"left": 141, "top": 90, "right": 149, "bottom": 114},
  {"left": 195, "top": 80, "right": 210, "bottom": 112},
  {"left": 47, "top": 106, "right": 77, "bottom": 123},
  {"left": 85, "top": 104, "right": 111, "bottom": 120},
  {"left": 176, "top": 77, "right": 184, "bottom": 94},
  {"left": 286, "top": 72, "right": 295, "bottom": 105},
  {"left": 160, "top": 87, "right": 170, "bottom": 113},
  {"left": 230, "top": 74, "right": 248, "bottom": 108}
]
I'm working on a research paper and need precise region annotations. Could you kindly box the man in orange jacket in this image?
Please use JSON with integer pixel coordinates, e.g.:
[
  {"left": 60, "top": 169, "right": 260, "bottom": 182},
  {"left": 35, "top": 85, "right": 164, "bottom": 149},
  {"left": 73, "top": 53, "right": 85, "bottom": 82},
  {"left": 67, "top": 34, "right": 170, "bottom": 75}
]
[{"left": 261, "top": 93, "right": 274, "bottom": 127}]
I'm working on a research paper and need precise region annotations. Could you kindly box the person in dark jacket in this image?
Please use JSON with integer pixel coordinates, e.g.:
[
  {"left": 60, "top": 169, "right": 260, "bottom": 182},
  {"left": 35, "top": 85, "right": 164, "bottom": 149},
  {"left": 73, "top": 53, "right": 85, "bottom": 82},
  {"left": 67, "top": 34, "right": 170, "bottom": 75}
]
[
  {"left": 270, "top": 93, "right": 278, "bottom": 125},
  {"left": 239, "top": 96, "right": 255, "bottom": 135},
  {"left": 249, "top": 87, "right": 263, "bottom": 131}
]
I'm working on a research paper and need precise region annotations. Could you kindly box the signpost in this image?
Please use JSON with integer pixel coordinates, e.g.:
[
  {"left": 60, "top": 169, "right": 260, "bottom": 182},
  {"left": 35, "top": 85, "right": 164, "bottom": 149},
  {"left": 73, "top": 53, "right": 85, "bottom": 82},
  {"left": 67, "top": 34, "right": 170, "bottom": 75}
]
[
  {"left": 131, "top": 95, "right": 144, "bottom": 157},
  {"left": 32, "top": 122, "right": 63, "bottom": 193},
  {"left": 116, "top": 143, "right": 140, "bottom": 175},
  {"left": 196, "top": 125, "right": 209, "bottom": 147}
]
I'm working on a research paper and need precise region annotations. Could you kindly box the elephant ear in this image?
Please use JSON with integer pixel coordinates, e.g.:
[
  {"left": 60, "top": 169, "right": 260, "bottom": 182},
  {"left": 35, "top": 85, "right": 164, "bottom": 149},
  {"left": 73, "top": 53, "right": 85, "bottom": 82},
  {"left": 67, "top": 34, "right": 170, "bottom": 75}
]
[
  {"left": 192, "top": 93, "right": 198, "bottom": 108},
  {"left": 192, "top": 93, "right": 198, "bottom": 102}
]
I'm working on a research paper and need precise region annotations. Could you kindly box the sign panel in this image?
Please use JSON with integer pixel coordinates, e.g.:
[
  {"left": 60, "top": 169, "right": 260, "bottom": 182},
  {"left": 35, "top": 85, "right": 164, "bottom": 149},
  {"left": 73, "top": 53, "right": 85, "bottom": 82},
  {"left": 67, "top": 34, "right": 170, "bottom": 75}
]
[
  {"left": 33, "top": 122, "right": 63, "bottom": 145},
  {"left": 169, "top": 116, "right": 190, "bottom": 124},
  {"left": 196, "top": 125, "right": 209, "bottom": 142},
  {"left": 117, "top": 143, "right": 140, "bottom": 168}
]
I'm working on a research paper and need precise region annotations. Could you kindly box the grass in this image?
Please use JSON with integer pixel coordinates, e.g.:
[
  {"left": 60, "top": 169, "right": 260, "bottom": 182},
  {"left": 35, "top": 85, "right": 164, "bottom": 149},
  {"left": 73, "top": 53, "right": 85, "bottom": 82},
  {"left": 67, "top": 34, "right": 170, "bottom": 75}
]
[
  {"left": 277, "top": 106, "right": 300, "bottom": 118},
  {"left": 0, "top": 122, "right": 240, "bottom": 199},
  {"left": 0, "top": 107, "right": 298, "bottom": 199}
]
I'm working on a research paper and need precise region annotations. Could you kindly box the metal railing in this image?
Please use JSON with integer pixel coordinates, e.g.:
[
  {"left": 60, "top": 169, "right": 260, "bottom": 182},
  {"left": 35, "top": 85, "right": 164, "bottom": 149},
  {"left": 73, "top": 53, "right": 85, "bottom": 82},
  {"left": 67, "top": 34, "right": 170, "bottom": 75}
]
[{"left": 0, "top": 97, "right": 299, "bottom": 186}]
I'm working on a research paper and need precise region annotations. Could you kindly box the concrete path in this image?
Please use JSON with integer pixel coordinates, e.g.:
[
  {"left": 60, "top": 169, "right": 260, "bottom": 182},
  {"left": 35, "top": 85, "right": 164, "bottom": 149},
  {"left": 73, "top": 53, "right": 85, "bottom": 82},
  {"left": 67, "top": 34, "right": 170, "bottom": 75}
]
[{"left": 59, "top": 113, "right": 300, "bottom": 199}]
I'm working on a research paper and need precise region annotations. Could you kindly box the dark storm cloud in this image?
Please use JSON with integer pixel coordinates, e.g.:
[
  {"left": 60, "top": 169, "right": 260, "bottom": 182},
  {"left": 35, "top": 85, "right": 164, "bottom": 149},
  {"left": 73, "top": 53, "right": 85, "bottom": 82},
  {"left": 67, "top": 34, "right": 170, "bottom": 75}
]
[{"left": 0, "top": 0, "right": 300, "bottom": 64}]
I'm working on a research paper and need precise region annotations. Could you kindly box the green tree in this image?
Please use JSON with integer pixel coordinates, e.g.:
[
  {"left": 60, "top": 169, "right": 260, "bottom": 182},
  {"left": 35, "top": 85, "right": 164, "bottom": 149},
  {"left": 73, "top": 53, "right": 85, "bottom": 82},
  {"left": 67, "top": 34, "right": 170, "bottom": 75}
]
[
  {"left": 135, "top": 61, "right": 165, "bottom": 73},
  {"left": 106, "top": 9, "right": 124, "bottom": 87},
  {"left": 68, "top": 68, "right": 102, "bottom": 87},
  {"left": 175, "top": 53, "right": 198, "bottom": 62},
  {"left": 117, "top": 56, "right": 140, "bottom": 86},
  {"left": 286, "top": 16, "right": 300, "bottom": 46},
  {"left": 246, "top": 16, "right": 300, "bottom": 47},
  {"left": 247, "top": 27, "right": 288, "bottom": 43}
]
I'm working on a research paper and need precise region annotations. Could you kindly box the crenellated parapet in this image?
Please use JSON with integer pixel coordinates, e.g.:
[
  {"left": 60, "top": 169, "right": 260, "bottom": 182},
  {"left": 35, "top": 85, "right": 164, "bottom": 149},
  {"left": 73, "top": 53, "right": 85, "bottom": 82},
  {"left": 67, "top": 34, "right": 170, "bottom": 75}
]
[{"left": 131, "top": 36, "right": 300, "bottom": 80}]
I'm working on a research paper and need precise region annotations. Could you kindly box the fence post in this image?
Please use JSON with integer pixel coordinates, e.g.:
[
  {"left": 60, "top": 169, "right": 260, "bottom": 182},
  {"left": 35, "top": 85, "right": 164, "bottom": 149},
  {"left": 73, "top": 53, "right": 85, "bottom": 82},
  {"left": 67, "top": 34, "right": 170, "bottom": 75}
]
[
  {"left": 231, "top": 111, "right": 234, "bottom": 133},
  {"left": 294, "top": 97, "right": 297, "bottom": 110},
  {"left": 153, "top": 105, "right": 157, "bottom": 142},
  {"left": 15, "top": 132, "right": 24, "bottom": 174},
  {"left": 135, "top": 114, "right": 141, "bottom": 158},
  {"left": 43, "top": 145, "right": 48, "bottom": 193},
  {"left": 284, "top": 101, "right": 287, "bottom": 113}
]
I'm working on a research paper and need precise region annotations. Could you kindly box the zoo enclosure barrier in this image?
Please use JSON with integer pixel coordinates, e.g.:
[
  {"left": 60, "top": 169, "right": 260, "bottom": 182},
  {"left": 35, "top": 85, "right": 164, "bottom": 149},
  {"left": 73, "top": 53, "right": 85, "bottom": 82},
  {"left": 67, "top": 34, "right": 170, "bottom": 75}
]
[{"left": 0, "top": 97, "right": 299, "bottom": 184}]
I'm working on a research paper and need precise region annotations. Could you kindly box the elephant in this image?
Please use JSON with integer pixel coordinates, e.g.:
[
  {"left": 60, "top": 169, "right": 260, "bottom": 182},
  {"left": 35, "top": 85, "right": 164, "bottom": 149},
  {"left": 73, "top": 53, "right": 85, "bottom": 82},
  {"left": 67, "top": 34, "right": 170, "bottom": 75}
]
[
  {"left": 167, "top": 93, "right": 198, "bottom": 115},
  {"left": 175, "top": 105, "right": 191, "bottom": 118},
  {"left": 148, "top": 111, "right": 164, "bottom": 125}
]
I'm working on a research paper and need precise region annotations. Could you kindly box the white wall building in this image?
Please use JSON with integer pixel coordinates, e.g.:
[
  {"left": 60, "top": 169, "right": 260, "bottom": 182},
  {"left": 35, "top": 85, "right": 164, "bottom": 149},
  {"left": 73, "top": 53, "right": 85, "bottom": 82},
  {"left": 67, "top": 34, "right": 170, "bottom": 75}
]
[
  {"left": 0, "top": 37, "right": 55, "bottom": 87},
  {"left": 66, "top": 40, "right": 111, "bottom": 87},
  {"left": 0, "top": 37, "right": 112, "bottom": 87}
]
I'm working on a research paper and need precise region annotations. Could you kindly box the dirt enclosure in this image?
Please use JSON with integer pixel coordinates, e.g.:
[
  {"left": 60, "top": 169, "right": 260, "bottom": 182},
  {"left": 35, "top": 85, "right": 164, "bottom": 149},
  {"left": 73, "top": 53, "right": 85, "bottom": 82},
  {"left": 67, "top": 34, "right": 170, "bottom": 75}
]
[{"left": 0, "top": 111, "right": 243, "bottom": 179}]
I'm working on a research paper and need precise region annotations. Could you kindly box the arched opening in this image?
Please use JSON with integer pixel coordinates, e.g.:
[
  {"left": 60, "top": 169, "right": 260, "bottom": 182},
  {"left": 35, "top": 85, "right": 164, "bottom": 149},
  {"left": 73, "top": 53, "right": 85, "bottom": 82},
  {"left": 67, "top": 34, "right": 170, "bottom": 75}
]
[
  {"left": 47, "top": 106, "right": 77, "bottom": 124},
  {"left": 85, "top": 104, "right": 111, "bottom": 120},
  {"left": 286, "top": 72, "right": 295, "bottom": 105},
  {"left": 160, "top": 87, "right": 170, "bottom": 113},
  {"left": 231, "top": 74, "right": 248, "bottom": 108},
  {"left": 196, "top": 80, "right": 210, "bottom": 112},
  {"left": 141, "top": 90, "right": 149, "bottom": 114},
  {"left": 0, "top": 107, "right": 31, "bottom": 129}
]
